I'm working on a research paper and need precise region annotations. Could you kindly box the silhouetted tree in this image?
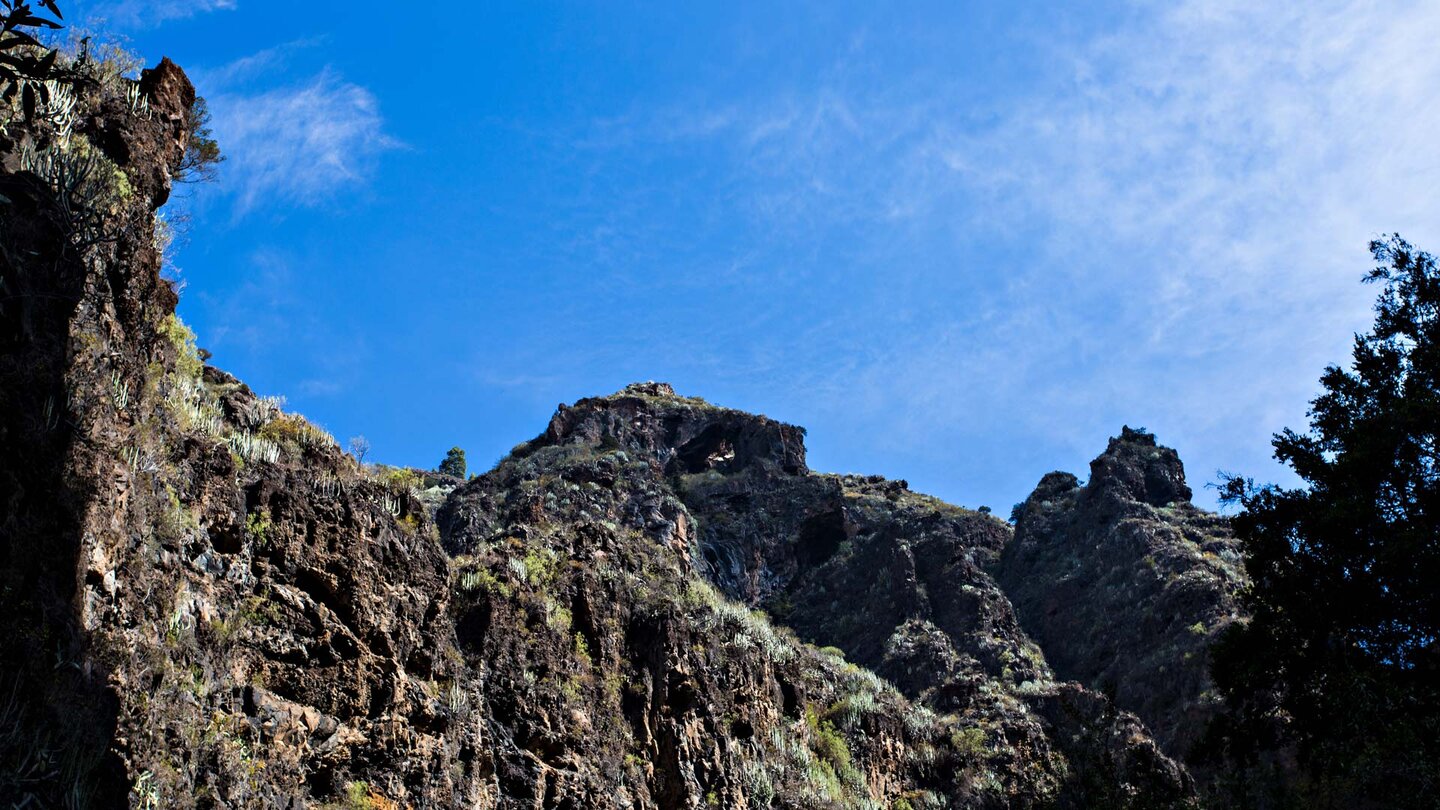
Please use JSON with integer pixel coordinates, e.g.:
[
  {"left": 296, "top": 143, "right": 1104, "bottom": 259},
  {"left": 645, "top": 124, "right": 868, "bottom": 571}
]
[
  {"left": 439, "top": 446, "right": 466, "bottom": 478},
  {"left": 176, "top": 95, "right": 224, "bottom": 183},
  {"left": 0, "top": 1, "right": 63, "bottom": 114},
  {"left": 1210, "top": 235, "right": 1440, "bottom": 808}
]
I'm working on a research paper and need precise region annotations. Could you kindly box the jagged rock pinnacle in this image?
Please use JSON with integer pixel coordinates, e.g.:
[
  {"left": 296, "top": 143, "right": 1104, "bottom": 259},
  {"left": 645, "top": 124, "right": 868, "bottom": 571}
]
[
  {"left": 619, "top": 381, "right": 676, "bottom": 397},
  {"left": 1000, "top": 426, "right": 1245, "bottom": 772},
  {"left": 1088, "top": 425, "right": 1193, "bottom": 507}
]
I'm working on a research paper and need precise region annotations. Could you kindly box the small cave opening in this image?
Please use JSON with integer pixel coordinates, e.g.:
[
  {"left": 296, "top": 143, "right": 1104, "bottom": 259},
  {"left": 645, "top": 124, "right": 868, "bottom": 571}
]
[
  {"left": 701, "top": 544, "right": 722, "bottom": 575},
  {"left": 454, "top": 600, "right": 492, "bottom": 654},
  {"left": 676, "top": 424, "right": 739, "bottom": 474},
  {"left": 797, "top": 510, "right": 848, "bottom": 568},
  {"left": 569, "top": 589, "right": 602, "bottom": 670},
  {"left": 621, "top": 678, "right": 651, "bottom": 745},
  {"left": 211, "top": 520, "right": 245, "bottom": 554},
  {"left": 779, "top": 679, "right": 800, "bottom": 719}
]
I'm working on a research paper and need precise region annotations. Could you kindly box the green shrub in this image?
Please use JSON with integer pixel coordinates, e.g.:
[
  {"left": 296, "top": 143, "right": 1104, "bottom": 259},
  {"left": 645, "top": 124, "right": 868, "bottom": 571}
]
[
  {"left": 812, "top": 720, "right": 851, "bottom": 772},
  {"left": 950, "top": 726, "right": 987, "bottom": 759},
  {"left": 244, "top": 511, "right": 271, "bottom": 547},
  {"left": 376, "top": 465, "right": 422, "bottom": 493},
  {"left": 458, "top": 567, "right": 511, "bottom": 598},
  {"left": 259, "top": 413, "right": 334, "bottom": 451},
  {"left": 342, "top": 781, "right": 373, "bottom": 809},
  {"left": 158, "top": 314, "right": 203, "bottom": 381},
  {"left": 806, "top": 708, "right": 865, "bottom": 797},
  {"left": 522, "top": 548, "right": 557, "bottom": 589}
]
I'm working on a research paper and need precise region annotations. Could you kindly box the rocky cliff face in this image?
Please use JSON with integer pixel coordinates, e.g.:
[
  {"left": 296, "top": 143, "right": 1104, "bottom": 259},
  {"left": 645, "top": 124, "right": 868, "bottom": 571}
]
[
  {"left": 2, "top": 56, "right": 1240, "bottom": 809},
  {"left": 439, "top": 384, "right": 1196, "bottom": 807},
  {"left": 1, "top": 59, "right": 473, "bottom": 807},
  {"left": 999, "top": 429, "right": 1247, "bottom": 773}
]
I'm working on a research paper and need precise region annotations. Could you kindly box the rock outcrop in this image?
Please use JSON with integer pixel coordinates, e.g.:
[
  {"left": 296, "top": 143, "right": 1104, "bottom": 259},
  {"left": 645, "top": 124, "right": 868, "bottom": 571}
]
[
  {"left": 1, "top": 57, "right": 475, "bottom": 807},
  {"left": 999, "top": 428, "right": 1247, "bottom": 773},
  {"left": 440, "top": 384, "right": 1197, "bottom": 807}
]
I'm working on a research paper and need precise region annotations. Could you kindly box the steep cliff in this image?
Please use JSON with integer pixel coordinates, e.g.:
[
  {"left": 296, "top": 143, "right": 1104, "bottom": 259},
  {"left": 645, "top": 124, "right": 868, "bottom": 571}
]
[
  {"left": 999, "top": 428, "right": 1247, "bottom": 772},
  {"left": 1, "top": 54, "right": 1227, "bottom": 809},
  {"left": 1, "top": 57, "right": 476, "bottom": 807}
]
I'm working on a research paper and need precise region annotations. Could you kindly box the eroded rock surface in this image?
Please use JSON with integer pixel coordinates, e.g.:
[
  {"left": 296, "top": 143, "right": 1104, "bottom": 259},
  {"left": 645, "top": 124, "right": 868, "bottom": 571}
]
[
  {"left": 2, "top": 54, "right": 1224, "bottom": 809},
  {"left": 440, "top": 385, "right": 1197, "bottom": 807},
  {"left": 1, "top": 58, "right": 475, "bottom": 807},
  {"left": 999, "top": 428, "right": 1246, "bottom": 769}
]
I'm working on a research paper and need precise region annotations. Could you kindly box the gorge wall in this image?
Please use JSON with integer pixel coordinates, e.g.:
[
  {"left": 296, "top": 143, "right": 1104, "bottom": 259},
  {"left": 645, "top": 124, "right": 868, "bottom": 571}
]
[{"left": 0, "top": 56, "right": 1246, "bottom": 809}]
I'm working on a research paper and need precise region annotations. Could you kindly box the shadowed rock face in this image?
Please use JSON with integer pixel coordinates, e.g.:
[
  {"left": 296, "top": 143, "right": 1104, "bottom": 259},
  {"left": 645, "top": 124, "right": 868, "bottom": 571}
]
[
  {"left": 999, "top": 427, "right": 1247, "bottom": 773},
  {"left": 3, "top": 55, "right": 1215, "bottom": 808},
  {"left": 1088, "top": 427, "right": 1194, "bottom": 509},
  {"left": 1, "top": 59, "right": 473, "bottom": 807},
  {"left": 439, "top": 385, "right": 1197, "bottom": 807}
]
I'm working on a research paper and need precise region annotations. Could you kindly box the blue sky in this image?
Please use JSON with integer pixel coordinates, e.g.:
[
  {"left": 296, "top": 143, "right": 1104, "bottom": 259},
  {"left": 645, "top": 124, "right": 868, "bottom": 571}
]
[{"left": 69, "top": 0, "right": 1440, "bottom": 511}]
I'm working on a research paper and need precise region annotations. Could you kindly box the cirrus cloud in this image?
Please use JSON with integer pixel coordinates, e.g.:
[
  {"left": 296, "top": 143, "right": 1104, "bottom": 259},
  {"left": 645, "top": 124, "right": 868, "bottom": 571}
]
[
  {"left": 208, "top": 69, "right": 398, "bottom": 213},
  {"left": 545, "top": 0, "right": 1440, "bottom": 507},
  {"left": 83, "top": 0, "right": 235, "bottom": 29}
]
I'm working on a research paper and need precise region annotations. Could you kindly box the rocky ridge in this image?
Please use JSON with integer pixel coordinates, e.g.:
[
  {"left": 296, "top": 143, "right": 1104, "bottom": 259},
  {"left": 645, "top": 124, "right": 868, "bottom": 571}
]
[
  {"left": 438, "top": 383, "right": 1203, "bottom": 807},
  {"left": 1, "top": 54, "right": 1242, "bottom": 809},
  {"left": 999, "top": 429, "right": 1247, "bottom": 770}
]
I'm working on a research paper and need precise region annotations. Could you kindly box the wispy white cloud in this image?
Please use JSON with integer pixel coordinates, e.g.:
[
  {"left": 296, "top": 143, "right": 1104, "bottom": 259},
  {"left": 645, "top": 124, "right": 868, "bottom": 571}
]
[
  {"left": 196, "top": 43, "right": 398, "bottom": 215},
  {"left": 85, "top": 0, "right": 234, "bottom": 28},
  {"left": 899, "top": 0, "right": 1440, "bottom": 473},
  {"left": 209, "top": 71, "right": 397, "bottom": 212},
  {"left": 188, "top": 36, "right": 327, "bottom": 88},
  {"left": 568, "top": 0, "right": 1440, "bottom": 504}
]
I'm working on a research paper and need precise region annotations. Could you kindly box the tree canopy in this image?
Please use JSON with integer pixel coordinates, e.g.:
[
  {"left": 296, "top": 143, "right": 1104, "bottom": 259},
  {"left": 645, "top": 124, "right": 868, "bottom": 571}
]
[
  {"left": 1210, "top": 235, "right": 1440, "bottom": 807},
  {"left": 439, "top": 446, "right": 466, "bottom": 479}
]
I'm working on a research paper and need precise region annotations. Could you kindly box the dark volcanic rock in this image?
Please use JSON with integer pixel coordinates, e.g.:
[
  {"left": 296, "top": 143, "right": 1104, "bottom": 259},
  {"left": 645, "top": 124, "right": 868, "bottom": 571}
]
[
  {"left": 440, "top": 385, "right": 1199, "bottom": 807},
  {"left": 2, "top": 50, "right": 1211, "bottom": 808},
  {"left": 999, "top": 427, "right": 1247, "bottom": 772},
  {"left": 1, "top": 58, "right": 475, "bottom": 807}
]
